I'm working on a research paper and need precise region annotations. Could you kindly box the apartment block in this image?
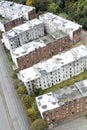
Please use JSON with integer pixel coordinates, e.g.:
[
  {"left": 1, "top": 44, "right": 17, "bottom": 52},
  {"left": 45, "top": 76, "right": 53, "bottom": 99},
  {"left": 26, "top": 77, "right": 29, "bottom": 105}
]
[
  {"left": 0, "top": 17, "right": 24, "bottom": 32},
  {"left": 0, "top": 0, "right": 36, "bottom": 20},
  {"left": 0, "top": 0, "right": 36, "bottom": 32},
  {"left": 36, "top": 80, "right": 87, "bottom": 123},
  {"left": 11, "top": 30, "right": 71, "bottom": 72},
  {"left": 18, "top": 45, "right": 87, "bottom": 93},
  {"left": 3, "top": 19, "right": 44, "bottom": 50},
  {"left": 39, "top": 12, "right": 82, "bottom": 43}
]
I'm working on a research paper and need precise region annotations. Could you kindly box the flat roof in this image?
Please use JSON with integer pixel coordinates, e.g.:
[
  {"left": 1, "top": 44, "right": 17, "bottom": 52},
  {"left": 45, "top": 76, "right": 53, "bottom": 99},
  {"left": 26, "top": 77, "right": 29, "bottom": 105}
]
[
  {"left": 0, "top": 0, "right": 35, "bottom": 19},
  {"left": 53, "top": 85, "right": 82, "bottom": 106},
  {"left": 4, "top": 19, "right": 43, "bottom": 38},
  {"left": 75, "top": 80, "right": 87, "bottom": 97},
  {"left": 19, "top": 45, "right": 87, "bottom": 82},
  {"left": 0, "top": 15, "right": 23, "bottom": 24},
  {"left": 39, "top": 12, "right": 82, "bottom": 32},
  {"left": 11, "top": 30, "right": 67, "bottom": 58},
  {"left": 36, "top": 92, "right": 59, "bottom": 117},
  {"left": 36, "top": 79, "right": 87, "bottom": 117},
  {"left": 0, "top": 0, "right": 34, "bottom": 10}
]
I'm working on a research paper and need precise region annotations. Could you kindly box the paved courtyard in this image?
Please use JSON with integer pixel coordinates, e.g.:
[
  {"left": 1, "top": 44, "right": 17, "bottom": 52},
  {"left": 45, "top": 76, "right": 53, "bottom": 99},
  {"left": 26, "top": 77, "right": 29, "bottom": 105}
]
[{"left": 54, "top": 116, "right": 87, "bottom": 130}]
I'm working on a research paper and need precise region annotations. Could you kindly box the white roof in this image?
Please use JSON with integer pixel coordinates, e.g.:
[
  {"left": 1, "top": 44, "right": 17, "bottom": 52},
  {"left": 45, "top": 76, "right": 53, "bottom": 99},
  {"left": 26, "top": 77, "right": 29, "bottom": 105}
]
[
  {"left": 11, "top": 31, "right": 67, "bottom": 58},
  {"left": 4, "top": 19, "right": 43, "bottom": 38},
  {"left": 39, "top": 12, "right": 82, "bottom": 31},
  {"left": 0, "top": 0, "right": 35, "bottom": 20},
  {"left": 0, "top": 0, "right": 35, "bottom": 13},
  {"left": 11, "top": 40, "right": 45, "bottom": 58},
  {"left": 75, "top": 80, "right": 87, "bottom": 97},
  {"left": 36, "top": 92, "right": 59, "bottom": 117},
  {"left": 19, "top": 45, "right": 87, "bottom": 82},
  {"left": 36, "top": 80, "right": 87, "bottom": 117}
]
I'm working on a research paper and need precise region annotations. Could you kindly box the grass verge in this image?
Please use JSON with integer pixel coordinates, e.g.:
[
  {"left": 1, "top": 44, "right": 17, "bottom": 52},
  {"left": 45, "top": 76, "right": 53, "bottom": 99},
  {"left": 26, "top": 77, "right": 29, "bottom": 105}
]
[{"left": 43, "top": 71, "right": 87, "bottom": 94}]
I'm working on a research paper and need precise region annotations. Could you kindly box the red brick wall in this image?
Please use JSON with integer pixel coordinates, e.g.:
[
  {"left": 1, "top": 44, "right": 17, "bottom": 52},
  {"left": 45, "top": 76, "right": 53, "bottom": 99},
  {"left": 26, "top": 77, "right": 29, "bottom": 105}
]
[
  {"left": 43, "top": 97, "right": 87, "bottom": 124},
  {"left": 16, "top": 35, "right": 74, "bottom": 72},
  {"left": 73, "top": 28, "right": 82, "bottom": 43},
  {"left": 4, "top": 17, "right": 24, "bottom": 31},
  {"left": 28, "top": 9, "right": 36, "bottom": 20}
]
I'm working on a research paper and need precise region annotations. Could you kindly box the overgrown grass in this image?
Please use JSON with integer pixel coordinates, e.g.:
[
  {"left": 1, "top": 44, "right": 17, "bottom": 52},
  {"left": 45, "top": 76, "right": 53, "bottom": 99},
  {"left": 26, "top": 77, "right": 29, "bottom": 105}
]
[
  {"left": 0, "top": 31, "right": 3, "bottom": 38},
  {"left": 4, "top": 47, "right": 18, "bottom": 80},
  {"left": 85, "top": 114, "right": 87, "bottom": 119},
  {"left": 43, "top": 71, "right": 87, "bottom": 94},
  {"left": 58, "top": 13, "right": 68, "bottom": 19}
]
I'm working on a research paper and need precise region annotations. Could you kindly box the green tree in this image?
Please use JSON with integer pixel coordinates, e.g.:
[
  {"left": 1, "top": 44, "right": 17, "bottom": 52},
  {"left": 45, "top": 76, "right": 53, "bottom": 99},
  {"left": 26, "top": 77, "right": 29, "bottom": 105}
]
[
  {"left": 17, "top": 86, "right": 27, "bottom": 95},
  {"left": 47, "top": 2, "right": 58, "bottom": 13},
  {"left": 26, "top": 0, "right": 52, "bottom": 12},
  {"left": 31, "top": 119, "right": 48, "bottom": 130},
  {"left": 21, "top": 94, "right": 33, "bottom": 108},
  {"left": 27, "top": 108, "right": 38, "bottom": 121},
  {"left": 64, "top": 0, "right": 87, "bottom": 29},
  {"left": 26, "top": 0, "right": 35, "bottom": 6},
  {"left": 30, "top": 86, "right": 43, "bottom": 98}
]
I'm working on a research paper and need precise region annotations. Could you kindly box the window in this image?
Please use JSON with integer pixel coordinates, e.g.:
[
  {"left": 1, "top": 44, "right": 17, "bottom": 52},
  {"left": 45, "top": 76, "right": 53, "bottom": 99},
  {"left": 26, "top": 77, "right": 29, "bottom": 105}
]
[
  {"left": 28, "top": 85, "right": 30, "bottom": 87},
  {"left": 44, "top": 85, "right": 46, "bottom": 87},
  {"left": 50, "top": 72, "right": 52, "bottom": 75},
  {"left": 70, "top": 74, "right": 72, "bottom": 77},
  {"left": 59, "top": 79, "right": 61, "bottom": 81},
  {"left": 29, "top": 88, "right": 31, "bottom": 91},
  {"left": 72, "top": 112, "right": 74, "bottom": 114},
  {"left": 63, "top": 75, "right": 65, "bottom": 78}
]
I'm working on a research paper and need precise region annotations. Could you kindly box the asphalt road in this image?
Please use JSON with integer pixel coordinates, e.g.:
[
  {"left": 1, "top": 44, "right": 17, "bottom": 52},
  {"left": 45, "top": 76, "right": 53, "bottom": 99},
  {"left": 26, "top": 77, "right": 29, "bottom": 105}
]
[
  {"left": 0, "top": 39, "right": 30, "bottom": 130},
  {"left": 0, "top": 94, "right": 10, "bottom": 130}
]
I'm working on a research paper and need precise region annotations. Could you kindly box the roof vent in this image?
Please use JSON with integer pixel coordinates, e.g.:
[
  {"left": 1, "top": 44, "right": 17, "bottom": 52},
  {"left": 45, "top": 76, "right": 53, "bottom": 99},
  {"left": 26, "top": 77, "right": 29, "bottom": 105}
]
[
  {"left": 61, "top": 62, "right": 64, "bottom": 64},
  {"left": 47, "top": 93, "right": 52, "bottom": 96},
  {"left": 22, "top": 51, "right": 26, "bottom": 54},
  {"left": 42, "top": 105, "right": 47, "bottom": 109},
  {"left": 38, "top": 102, "right": 41, "bottom": 106},
  {"left": 10, "top": 2, "right": 14, "bottom": 6},
  {"left": 15, "top": 54, "right": 19, "bottom": 56},
  {"left": 51, "top": 102, "right": 56, "bottom": 105},
  {"left": 38, "top": 96, "right": 43, "bottom": 100}
]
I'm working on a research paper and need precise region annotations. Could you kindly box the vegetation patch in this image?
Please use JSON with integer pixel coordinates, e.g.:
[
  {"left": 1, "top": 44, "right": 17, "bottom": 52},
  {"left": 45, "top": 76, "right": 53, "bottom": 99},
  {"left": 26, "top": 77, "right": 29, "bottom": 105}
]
[
  {"left": 26, "top": 0, "right": 87, "bottom": 30},
  {"left": 43, "top": 71, "right": 87, "bottom": 94},
  {"left": 85, "top": 114, "right": 87, "bottom": 119}
]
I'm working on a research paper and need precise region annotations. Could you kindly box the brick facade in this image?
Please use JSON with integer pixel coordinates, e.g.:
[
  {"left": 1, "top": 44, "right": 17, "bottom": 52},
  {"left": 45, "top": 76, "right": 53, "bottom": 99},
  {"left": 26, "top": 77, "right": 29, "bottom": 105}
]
[
  {"left": 3, "top": 9, "right": 36, "bottom": 32},
  {"left": 28, "top": 9, "right": 36, "bottom": 20},
  {"left": 16, "top": 35, "right": 72, "bottom": 72},
  {"left": 43, "top": 97, "right": 87, "bottom": 124},
  {"left": 73, "top": 28, "right": 82, "bottom": 43},
  {"left": 4, "top": 17, "right": 24, "bottom": 32}
]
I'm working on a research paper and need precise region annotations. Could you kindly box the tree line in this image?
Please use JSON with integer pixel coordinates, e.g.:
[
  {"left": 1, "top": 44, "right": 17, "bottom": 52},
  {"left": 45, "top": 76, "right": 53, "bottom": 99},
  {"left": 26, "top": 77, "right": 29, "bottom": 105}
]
[
  {"left": 26, "top": 0, "right": 87, "bottom": 30},
  {"left": 6, "top": 0, "right": 87, "bottom": 29}
]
